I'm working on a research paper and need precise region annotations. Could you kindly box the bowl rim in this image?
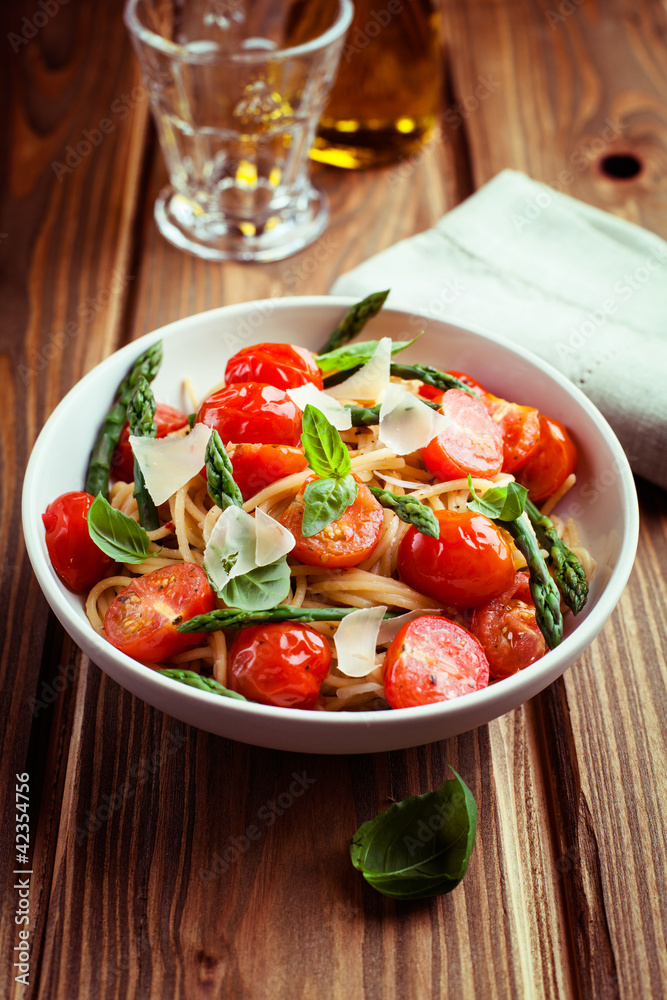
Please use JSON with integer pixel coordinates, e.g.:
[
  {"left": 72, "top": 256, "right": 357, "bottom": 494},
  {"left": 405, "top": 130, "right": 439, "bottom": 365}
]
[{"left": 22, "top": 296, "right": 640, "bottom": 736}]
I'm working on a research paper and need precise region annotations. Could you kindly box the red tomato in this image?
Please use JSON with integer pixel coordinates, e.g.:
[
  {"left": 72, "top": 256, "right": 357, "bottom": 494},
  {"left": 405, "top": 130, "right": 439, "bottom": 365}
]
[
  {"left": 227, "top": 443, "right": 308, "bottom": 501},
  {"left": 111, "top": 403, "right": 189, "bottom": 482},
  {"left": 484, "top": 395, "right": 541, "bottom": 473},
  {"left": 104, "top": 563, "right": 214, "bottom": 663},
  {"left": 384, "top": 615, "right": 489, "bottom": 709},
  {"left": 225, "top": 343, "right": 323, "bottom": 391},
  {"left": 445, "top": 370, "right": 489, "bottom": 396},
  {"left": 280, "top": 475, "right": 383, "bottom": 568},
  {"left": 470, "top": 572, "right": 547, "bottom": 679},
  {"left": 43, "top": 492, "right": 116, "bottom": 592},
  {"left": 196, "top": 382, "right": 302, "bottom": 447},
  {"left": 421, "top": 389, "right": 504, "bottom": 481},
  {"left": 515, "top": 414, "right": 577, "bottom": 502},
  {"left": 228, "top": 623, "right": 332, "bottom": 709},
  {"left": 398, "top": 510, "right": 515, "bottom": 609}
]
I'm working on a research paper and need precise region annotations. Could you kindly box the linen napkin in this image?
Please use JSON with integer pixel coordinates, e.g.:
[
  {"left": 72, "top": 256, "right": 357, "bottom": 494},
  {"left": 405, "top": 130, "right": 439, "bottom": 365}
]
[{"left": 331, "top": 169, "right": 667, "bottom": 490}]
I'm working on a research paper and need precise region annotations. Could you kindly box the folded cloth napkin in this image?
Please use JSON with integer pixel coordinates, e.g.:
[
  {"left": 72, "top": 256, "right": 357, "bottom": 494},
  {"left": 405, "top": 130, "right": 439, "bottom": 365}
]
[{"left": 331, "top": 169, "right": 667, "bottom": 490}]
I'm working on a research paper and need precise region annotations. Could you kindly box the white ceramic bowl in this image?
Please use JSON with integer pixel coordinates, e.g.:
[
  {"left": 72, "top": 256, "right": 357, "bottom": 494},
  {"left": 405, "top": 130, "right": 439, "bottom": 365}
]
[{"left": 22, "top": 298, "right": 639, "bottom": 753}]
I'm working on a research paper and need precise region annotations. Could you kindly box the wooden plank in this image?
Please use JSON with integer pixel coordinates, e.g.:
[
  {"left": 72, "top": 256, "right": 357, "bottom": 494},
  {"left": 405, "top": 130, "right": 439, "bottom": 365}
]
[
  {"left": 443, "top": 0, "right": 667, "bottom": 995},
  {"left": 0, "top": 1, "right": 150, "bottom": 997}
]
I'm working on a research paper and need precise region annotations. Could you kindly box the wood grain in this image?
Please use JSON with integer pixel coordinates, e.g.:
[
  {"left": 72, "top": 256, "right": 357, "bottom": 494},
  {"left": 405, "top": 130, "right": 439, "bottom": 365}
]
[{"left": 3, "top": 0, "right": 667, "bottom": 997}]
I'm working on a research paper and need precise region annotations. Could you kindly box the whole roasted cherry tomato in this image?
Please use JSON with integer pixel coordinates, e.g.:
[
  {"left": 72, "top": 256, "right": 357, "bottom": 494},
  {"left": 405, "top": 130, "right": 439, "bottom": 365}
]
[
  {"left": 225, "top": 343, "right": 323, "bottom": 391},
  {"left": 398, "top": 510, "right": 515, "bottom": 609},
  {"left": 43, "top": 491, "right": 116, "bottom": 592},
  {"left": 196, "top": 382, "right": 302, "bottom": 447},
  {"left": 470, "top": 572, "right": 547, "bottom": 679},
  {"left": 515, "top": 414, "right": 577, "bottom": 502},
  {"left": 227, "top": 443, "right": 308, "bottom": 501},
  {"left": 384, "top": 615, "right": 489, "bottom": 709},
  {"left": 484, "top": 395, "right": 541, "bottom": 473},
  {"left": 228, "top": 623, "right": 332, "bottom": 709},
  {"left": 421, "top": 389, "right": 504, "bottom": 481},
  {"left": 280, "top": 475, "right": 383, "bottom": 568},
  {"left": 104, "top": 563, "right": 214, "bottom": 663},
  {"left": 111, "top": 403, "right": 189, "bottom": 482}
]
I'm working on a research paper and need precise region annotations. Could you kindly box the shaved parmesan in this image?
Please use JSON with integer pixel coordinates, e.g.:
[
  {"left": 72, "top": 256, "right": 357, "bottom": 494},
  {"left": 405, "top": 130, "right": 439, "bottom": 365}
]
[
  {"left": 287, "top": 384, "right": 352, "bottom": 431},
  {"left": 204, "top": 505, "right": 295, "bottom": 593},
  {"left": 326, "top": 337, "right": 392, "bottom": 402},
  {"left": 378, "top": 384, "right": 451, "bottom": 455},
  {"left": 334, "top": 606, "right": 387, "bottom": 677},
  {"left": 376, "top": 609, "right": 441, "bottom": 645},
  {"left": 254, "top": 507, "right": 295, "bottom": 566},
  {"left": 129, "top": 423, "right": 211, "bottom": 506},
  {"left": 204, "top": 506, "right": 258, "bottom": 590}
]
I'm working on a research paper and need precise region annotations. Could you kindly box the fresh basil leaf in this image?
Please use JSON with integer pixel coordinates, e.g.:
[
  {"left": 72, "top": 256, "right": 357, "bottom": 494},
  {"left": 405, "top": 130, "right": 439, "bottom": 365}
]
[
  {"left": 87, "top": 493, "right": 152, "bottom": 564},
  {"left": 158, "top": 668, "right": 247, "bottom": 700},
  {"left": 301, "top": 404, "right": 351, "bottom": 479},
  {"left": 219, "top": 556, "right": 291, "bottom": 612},
  {"left": 466, "top": 475, "right": 528, "bottom": 522},
  {"left": 350, "top": 768, "right": 477, "bottom": 900},
  {"left": 315, "top": 336, "right": 421, "bottom": 374},
  {"left": 302, "top": 475, "right": 358, "bottom": 537}
]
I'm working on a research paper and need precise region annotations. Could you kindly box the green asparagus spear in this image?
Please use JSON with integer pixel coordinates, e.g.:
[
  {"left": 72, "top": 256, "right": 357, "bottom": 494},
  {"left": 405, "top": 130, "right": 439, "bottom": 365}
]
[
  {"left": 157, "top": 668, "right": 247, "bottom": 699},
  {"left": 322, "top": 362, "right": 478, "bottom": 395},
  {"left": 127, "top": 376, "right": 159, "bottom": 531},
  {"left": 85, "top": 341, "right": 163, "bottom": 499},
  {"left": 347, "top": 398, "right": 440, "bottom": 426},
  {"left": 368, "top": 486, "right": 439, "bottom": 538},
  {"left": 525, "top": 499, "right": 588, "bottom": 614},
  {"left": 178, "top": 605, "right": 397, "bottom": 633},
  {"left": 319, "top": 290, "right": 390, "bottom": 354},
  {"left": 205, "top": 429, "right": 244, "bottom": 510},
  {"left": 505, "top": 515, "right": 563, "bottom": 649}
]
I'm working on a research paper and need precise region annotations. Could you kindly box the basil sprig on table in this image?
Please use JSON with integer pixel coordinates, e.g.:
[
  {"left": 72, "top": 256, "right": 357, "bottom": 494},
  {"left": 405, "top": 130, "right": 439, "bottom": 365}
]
[
  {"left": 466, "top": 477, "right": 563, "bottom": 649},
  {"left": 315, "top": 335, "right": 420, "bottom": 374},
  {"left": 350, "top": 769, "right": 477, "bottom": 900},
  {"left": 87, "top": 493, "right": 152, "bottom": 563},
  {"left": 205, "top": 429, "right": 244, "bottom": 511},
  {"left": 300, "top": 404, "right": 358, "bottom": 537},
  {"left": 157, "top": 668, "right": 247, "bottom": 700}
]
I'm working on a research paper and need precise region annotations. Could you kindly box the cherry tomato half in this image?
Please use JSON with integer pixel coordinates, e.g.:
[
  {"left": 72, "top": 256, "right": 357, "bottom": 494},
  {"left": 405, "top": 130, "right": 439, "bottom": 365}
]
[
  {"left": 384, "top": 615, "right": 489, "bottom": 709},
  {"left": 196, "top": 382, "right": 302, "bottom": 447},
  {"left": 470, "top": 572, "right": 547, "bottom": 679},
  {"left": 228, "top": 623, "right": 332, "bottom": 709},
  {"left": 43, "top": 492, "right": 116, "bottom": 593},
  {"left": 104, "top": 563, "right": 214, "bottom": 663},
  {"left": 225, "top": 343, "right": 323, "bottom": 391},
  {"left": 111, "top": 402, "right": 190, "bottom": 483},
  {"left": 280, "top": 475, "right": 384, "bottom": 568},
  {"left": 421, "top": 388, "right": 504, "bottom": 481},
  {"left": 227, "top": 443, "right": 308, "bottom": 501},
  {"left": 398, "top": 510, "right": 515, "bottom": 609},
  {"left": 515, "top": 414, "right": 577, "bottom": 502},
  {"left": 484, "top": 395, "right": 541, "bottom": 473}
]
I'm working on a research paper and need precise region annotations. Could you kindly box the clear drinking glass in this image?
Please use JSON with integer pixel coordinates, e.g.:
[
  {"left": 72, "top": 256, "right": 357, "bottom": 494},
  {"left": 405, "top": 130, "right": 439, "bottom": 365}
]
[{"left": 124, "top": 0, "right": 353, "bottom": 262}]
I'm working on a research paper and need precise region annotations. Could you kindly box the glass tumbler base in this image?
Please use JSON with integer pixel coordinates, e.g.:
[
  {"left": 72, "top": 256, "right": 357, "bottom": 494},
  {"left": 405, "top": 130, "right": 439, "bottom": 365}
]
[{"left": 154, "top": 186, "right": 330, "bottom": 263}]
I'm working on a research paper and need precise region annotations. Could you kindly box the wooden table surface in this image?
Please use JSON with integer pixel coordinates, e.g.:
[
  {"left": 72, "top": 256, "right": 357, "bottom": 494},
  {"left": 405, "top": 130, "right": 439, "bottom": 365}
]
[{"left": 3, "top": 0, "right": 667, "bottom": 997}]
